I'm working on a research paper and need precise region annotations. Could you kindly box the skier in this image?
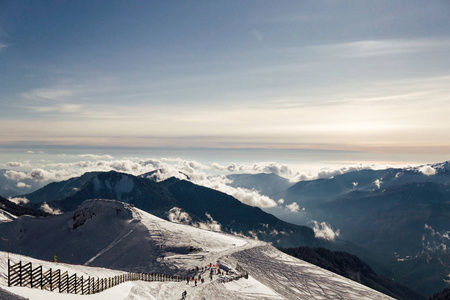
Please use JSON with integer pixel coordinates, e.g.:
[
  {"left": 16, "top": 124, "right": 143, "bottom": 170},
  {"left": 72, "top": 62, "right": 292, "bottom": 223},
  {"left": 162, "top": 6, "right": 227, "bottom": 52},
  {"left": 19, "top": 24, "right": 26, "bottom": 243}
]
[
  {"left": 181, "top": 290, "right": 187, "bottom": 300},
  {"left": 54, "top": 253, "right": 57, "bottom": 263}
]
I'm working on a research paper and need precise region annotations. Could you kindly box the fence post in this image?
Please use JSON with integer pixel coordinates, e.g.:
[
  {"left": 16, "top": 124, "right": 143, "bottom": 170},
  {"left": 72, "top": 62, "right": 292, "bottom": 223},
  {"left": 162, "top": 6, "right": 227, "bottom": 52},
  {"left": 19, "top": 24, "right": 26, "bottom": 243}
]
[
  {"left": 49, "top": 268, "right": 52, "bottom": 291},
  {"left": 58, "top": 269, "right": 61, "bottom": 292},
  {"left": 19, "top": 261, "right": 23, "bottom": 287},
  {"left": 7, "top": 259, "right": 10, "bottom": 287},
  {"left": 29, "top": 262, "right": 33, "bottom": 288}
]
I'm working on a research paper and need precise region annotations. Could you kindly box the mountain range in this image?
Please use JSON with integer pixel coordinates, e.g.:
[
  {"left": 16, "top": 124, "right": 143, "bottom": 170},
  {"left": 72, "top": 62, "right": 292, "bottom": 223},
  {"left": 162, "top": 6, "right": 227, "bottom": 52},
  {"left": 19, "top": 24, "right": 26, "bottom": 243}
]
[
  {"left": 2, "top": 161, "right": 449, "bottom": 296},
  {"left": 230, "top": 162, "right": 450, "bottom": 295},
  {"left": 19, "top": 170, "right": 326, "bottom": 249}
]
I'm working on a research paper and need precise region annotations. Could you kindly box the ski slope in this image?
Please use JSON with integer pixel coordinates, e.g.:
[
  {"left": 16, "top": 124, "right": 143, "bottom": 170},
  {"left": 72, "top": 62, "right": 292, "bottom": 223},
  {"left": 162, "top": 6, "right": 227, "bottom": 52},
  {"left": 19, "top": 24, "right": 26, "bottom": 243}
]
[{"left": 0, "top": 200, "right": 393, "bottom": 299}]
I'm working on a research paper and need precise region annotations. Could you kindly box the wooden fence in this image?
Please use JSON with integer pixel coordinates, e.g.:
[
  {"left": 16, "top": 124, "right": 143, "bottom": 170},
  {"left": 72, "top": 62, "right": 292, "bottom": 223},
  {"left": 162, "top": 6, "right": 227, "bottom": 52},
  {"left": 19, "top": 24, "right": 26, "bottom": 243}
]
[
  {"left": 217, "top": 263, "right": 249, "bottom": 283},
  {"left": 7, "top": 259, "right": 182, "bottom": 295}
]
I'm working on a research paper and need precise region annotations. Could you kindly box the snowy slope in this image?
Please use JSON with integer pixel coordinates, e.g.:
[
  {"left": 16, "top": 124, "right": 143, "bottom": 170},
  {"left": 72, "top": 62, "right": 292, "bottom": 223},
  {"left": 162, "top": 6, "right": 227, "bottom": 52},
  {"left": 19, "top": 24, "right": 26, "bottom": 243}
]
[
  {"left": 0, "top": 200, "right": 393, "bottom": 299},
  {"left": 0, "top": 208, "right": 16, "bottom": 223}
]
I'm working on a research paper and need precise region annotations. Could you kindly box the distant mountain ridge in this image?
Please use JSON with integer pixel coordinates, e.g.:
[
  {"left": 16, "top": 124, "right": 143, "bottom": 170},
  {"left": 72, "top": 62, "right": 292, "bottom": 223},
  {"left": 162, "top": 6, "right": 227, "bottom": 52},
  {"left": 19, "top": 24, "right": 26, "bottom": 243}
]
[
  {"left": 226, "top": 173, "right": 293, "bottom": 199},
  {"left": 248, "top": 161, "right": 450, "bottom": 296}
]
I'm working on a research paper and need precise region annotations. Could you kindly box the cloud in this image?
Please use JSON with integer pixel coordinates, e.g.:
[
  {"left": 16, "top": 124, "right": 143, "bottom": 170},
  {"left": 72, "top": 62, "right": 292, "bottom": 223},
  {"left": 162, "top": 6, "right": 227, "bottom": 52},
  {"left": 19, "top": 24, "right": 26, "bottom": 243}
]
[
  {"left": 422, "top": 224, "right": 449, "bottom": 252},
  {"left": 4, "top": 170, "right": 28, "bottom": 181},
  {"left": 291, "top": 164, "right": 376, "bottom": 182},
  {"left": 213, "top": 162, "right": 294, "bottom": 177},
  {"left": 374, "top": 179, "right": 382, "bottom": 189},
  {"left": 5, "top": 168, "right": 71, "bottom": 183},
  {"left": 26, "top": 150, "right": 44, "bottom": 154},
  {"left": 6, "top": 161, "right": 31, "bottom": 168},
  {"left": 8, "top": 197, "right": 29, "bottom": 205},
  {"left": 312, "top": 221, "right": 340, "bottom": 241},
  {"left": 40, "top": 203, "right": 62, "bottom": 215},
  {"left": 0, "top": 43, "right": 9, "bottom": 52},
  {"left": 199, "top": 212, "right": 221, "bottom": 232},
  {"left": 418, "top": 165, "right": 436, "bottom": 176},
  {"left": 326, "top": 38, "right": 450, "bottom": 58},
  {"left": 29, "top": 168, "right": 58, "bottom": 181},
  {"left": 16, "top": 182, "right": 31, "bottom": 189},
  {"left": 167, "top": 207, "right": 192, "bottom": 224},
  {"left": 285, "top": 202, "right": 301, "bottom": 212},
  {"left": 22, "top": 88, "right": 74, "bottom": 101},
  {"left": 6, "top": 162, "right": 22, "bottom": 167},
  {"left": 79, "top": 154, "right": 113, "bottom": 160},
  {"left": 167, "top": 207, "right": 221, "bottom": 232},
  {"left": 2, "top": 157, "right": 278, "bottom": 209},
  {"left": 228, "top": 187, "right": 277, "bottom": 208}
]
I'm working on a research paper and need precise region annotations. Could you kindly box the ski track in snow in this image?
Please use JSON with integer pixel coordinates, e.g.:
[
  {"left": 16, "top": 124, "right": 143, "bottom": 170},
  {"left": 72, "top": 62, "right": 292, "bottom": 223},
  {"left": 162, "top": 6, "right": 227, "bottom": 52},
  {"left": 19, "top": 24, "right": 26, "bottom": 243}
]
[
  {"left": 85, "top": 228, "right": 135, "bottom": 265},
  {"left": 0, "top": 201, "right": 394, "bottom": 300}
]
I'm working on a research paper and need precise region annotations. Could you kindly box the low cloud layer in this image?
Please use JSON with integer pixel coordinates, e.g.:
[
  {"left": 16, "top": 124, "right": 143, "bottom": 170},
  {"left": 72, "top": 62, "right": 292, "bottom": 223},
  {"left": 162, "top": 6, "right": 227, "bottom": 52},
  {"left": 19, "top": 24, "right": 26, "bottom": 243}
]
[
  {"left": 3, "top": 156, "right": 419, "bottom": 211},
  {"left": 79, "top": 154, "right": 113, "bottom": 160},
  {"left": 213, "top": 162, "right": 294, "bottom": 177}
]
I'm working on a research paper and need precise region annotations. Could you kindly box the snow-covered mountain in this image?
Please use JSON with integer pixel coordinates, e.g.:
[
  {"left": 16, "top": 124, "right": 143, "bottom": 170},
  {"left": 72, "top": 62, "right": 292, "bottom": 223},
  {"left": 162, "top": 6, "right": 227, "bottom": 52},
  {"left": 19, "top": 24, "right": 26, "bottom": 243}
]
[
  {"left": 19, "top": 171, "right": 335, "bottom": 249},
  {"left": 0, "top": 199, "right": 394, "bottom": 300}
]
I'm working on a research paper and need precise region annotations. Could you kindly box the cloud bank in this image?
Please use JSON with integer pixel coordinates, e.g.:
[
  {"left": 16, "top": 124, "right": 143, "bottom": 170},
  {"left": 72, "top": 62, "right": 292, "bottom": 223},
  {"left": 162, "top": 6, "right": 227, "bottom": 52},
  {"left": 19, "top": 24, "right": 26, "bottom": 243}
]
[{"left": 213, "top": 162, "right": 294, "bottom": 177}]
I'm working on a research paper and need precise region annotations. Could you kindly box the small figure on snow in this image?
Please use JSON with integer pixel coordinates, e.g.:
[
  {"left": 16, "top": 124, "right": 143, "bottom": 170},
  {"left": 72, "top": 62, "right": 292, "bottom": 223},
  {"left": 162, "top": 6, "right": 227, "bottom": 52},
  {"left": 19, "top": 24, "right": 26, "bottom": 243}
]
[
  {"left": 54, "top": 253, "right": 58, "bottom": 263},
  {"left": 181, "top": 290, "right": 187, "bottom": 299}
]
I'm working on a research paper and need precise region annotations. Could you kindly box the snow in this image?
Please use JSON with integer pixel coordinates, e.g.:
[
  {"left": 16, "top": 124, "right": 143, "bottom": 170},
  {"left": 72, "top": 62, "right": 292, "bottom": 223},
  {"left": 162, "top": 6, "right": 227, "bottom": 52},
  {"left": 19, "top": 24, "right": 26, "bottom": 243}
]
[
  {"left": 0, "top": 209, "right": 16, "bottom": 223},
  {"left": 0, "top": 199, "right": 394, "bottom": 299}
]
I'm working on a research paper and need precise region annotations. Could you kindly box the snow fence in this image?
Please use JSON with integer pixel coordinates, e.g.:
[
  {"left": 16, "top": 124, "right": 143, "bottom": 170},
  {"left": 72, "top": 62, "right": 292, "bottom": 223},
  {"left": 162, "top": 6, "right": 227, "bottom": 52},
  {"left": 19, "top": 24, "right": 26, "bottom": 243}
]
[{"left": 7, "top": 259, "right": 183, "bottom": 295}]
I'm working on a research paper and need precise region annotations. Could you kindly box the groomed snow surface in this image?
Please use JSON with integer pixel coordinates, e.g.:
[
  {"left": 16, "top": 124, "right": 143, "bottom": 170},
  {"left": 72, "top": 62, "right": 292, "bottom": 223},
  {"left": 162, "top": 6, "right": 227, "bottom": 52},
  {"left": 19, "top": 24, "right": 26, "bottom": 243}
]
[{"left": 0, "top": 200, "right": 393, "bottom": 299}]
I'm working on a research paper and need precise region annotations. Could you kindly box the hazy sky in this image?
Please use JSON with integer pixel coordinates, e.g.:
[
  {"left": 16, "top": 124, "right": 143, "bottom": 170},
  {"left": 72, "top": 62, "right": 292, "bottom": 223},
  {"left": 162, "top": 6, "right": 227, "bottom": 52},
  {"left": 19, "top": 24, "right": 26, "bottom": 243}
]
[{"left": 1, "top": 1, "right": 450, "bottom": 164}]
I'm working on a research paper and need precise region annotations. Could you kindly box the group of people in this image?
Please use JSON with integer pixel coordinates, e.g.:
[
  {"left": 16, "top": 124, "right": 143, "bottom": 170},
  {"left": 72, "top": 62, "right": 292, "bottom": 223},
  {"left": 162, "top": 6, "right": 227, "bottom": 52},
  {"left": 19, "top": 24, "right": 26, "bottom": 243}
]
[{"left": 185, "top": 263, "right": 227, "bottom": 286}]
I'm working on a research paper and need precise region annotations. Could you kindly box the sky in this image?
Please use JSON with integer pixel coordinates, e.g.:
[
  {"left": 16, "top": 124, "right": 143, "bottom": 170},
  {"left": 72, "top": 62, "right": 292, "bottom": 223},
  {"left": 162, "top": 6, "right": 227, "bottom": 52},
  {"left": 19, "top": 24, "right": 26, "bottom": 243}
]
[{"left": 1, "top": 1, "right": 450, "bottom": 168}]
